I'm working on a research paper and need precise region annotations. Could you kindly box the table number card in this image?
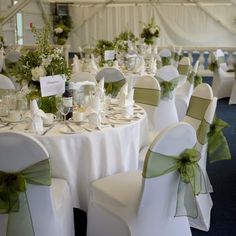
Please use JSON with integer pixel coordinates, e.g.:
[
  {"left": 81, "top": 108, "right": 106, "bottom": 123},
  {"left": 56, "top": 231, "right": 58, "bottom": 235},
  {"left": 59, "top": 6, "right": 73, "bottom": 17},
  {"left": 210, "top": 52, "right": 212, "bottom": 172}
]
[
  {"left": 40, "top": 75, "right": 65, "bottom": 97},
  {"left": 104, "top": 50, "right": 115, "bottom": 61}
]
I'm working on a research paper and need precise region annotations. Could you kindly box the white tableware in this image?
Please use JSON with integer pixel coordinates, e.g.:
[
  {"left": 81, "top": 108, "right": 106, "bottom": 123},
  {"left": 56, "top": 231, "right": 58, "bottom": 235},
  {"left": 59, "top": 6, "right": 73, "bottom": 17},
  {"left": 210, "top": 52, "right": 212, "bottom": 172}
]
[
  {"left": 72, "top": 111, "right": 85, "bottom": 122},
  {"left": 43, "top": 113, "right": 56, "bottom": 126},
  {"left": 8, "top": 110, "right": 22, "bottom": 122}
]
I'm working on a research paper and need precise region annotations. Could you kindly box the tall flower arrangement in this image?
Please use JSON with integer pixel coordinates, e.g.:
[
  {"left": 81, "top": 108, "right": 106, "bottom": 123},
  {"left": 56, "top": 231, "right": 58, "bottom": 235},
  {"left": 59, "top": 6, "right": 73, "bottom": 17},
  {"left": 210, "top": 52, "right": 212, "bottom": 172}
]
[
  {"left": 140, "top": 17, "right": 160, "bottom": 45},
  {"left": 10, "top": 23, "right": 71, "bottom": 112}
]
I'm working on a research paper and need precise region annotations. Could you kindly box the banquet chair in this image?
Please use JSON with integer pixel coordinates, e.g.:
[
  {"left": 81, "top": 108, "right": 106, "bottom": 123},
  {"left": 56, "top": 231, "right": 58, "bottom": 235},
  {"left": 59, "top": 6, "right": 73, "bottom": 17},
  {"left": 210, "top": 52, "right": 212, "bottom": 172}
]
[
  {"left": 0, "top": 132, "right": 74, "bottom": 236},
  {"left": 133, "top": 75, "right": 160, "bottom": 135},
  {"left": 95, "top": 67, "right": 126, "bottom": 97},
  {"left": 154, "top": 65, "right": 180, "bottom": 131},
  {"left": 159, "top": 48, "right": 172, "bottom": 66},
  {"left": 175, "top": 60, "right": 199, "bottom": 120},
  {"left": 0, "top": 74, "right": 15, "bottom": 98},
  {"left": 177, "top": 56, "right": 191, "bottom": 80},
  {"left": 183, "top": 83, "right": 217, "bottom": 231},
  {"left": 211, "top": 49, "right": 234, "bottom": 99},
  {"left": 87, "top": 122, "right": 196, "bottom": 236}
]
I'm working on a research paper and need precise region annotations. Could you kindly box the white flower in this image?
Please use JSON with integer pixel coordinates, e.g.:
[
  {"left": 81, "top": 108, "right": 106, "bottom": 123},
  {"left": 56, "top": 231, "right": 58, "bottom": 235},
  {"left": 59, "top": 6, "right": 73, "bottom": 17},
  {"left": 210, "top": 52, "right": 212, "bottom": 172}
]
[
  {"left": 31, "top": 66, "right": 46, "bottom": 81},
  {"left": 149, "top": 27, "right": 156, "bottom": 35},
  {"left": 54, "top": 27, "right": 63, "bottom": 34}
]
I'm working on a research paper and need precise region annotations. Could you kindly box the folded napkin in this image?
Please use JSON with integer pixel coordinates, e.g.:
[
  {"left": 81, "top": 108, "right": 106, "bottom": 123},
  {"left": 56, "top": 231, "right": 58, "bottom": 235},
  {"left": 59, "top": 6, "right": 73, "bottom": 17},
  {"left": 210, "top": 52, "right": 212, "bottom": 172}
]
[
  {"left": 90, "top": 57, "right": 99, "bottom": 74},
  {"left": 72, "top": 55, "right": 82, "bottom": 74},
  {"left": 119, "top": 87, "right": 134, "bottom": 108},
  {"left": 29, "top": 99, "right": 47, "bottom": 134},
  {"left": 85, "top": 95, "right": 102, "bottom": 128},
  {"left": 136, "top": 57, "right": 145, "bottom": 74},
  {"left": 95, "top": 78, "right": 105, "bottom": 101},
  {"left": 117, "top": 82, "right": 128, "bottom": 101}
]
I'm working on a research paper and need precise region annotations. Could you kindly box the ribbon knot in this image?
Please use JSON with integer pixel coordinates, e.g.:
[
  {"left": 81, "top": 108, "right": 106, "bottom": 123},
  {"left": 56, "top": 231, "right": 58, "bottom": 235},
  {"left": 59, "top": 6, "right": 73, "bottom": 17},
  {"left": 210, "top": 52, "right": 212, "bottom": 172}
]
[
  {"left": 0, "top": 172, "right": 26, "bottom": 213},
  {"left": 156, "top": 76, "right": 179, "bottom": 100},
  {"left": 178, "top": 149, "right": 200, "bottom": 184}
]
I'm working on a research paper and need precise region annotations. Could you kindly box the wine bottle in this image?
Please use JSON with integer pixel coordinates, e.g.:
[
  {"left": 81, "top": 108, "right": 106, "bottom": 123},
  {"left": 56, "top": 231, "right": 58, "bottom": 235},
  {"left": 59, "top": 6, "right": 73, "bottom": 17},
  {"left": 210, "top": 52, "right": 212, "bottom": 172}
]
[{"left": 62, "top": 80, "right": 73, "bottom": 120}]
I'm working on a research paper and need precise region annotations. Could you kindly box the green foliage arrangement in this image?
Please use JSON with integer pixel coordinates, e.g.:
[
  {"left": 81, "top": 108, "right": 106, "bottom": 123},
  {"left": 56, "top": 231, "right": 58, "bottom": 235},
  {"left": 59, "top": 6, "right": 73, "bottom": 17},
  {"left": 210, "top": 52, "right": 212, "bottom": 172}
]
[
  {"left": 93, "top": 40, "right": 115, "bottom": 67},
  {"left": 140, "top": 17, "right": 160, "bottom": 45}
]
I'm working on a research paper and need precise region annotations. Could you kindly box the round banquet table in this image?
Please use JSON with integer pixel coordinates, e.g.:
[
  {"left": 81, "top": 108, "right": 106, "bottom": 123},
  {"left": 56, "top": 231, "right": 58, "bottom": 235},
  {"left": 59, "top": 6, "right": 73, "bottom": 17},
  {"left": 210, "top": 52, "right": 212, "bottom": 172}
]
[{"left": 0, "top": 107, "right": 148, "bottom": 211}]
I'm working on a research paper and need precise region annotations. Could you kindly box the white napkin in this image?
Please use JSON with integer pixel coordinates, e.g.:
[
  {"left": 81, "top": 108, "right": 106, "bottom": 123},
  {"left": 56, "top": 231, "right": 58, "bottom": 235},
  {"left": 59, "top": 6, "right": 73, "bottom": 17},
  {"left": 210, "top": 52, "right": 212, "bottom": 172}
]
[
  {"left": 30, "top": 99, "right": 47, "bottom": 134},
  {"left": 72, "top": 55, "right": 82, "bottom": 74},
  {"left": 95, "top": 78, "right": 105, "bottom": 100},
  {"left": 119, "top": 84, "right": 134, "bottom": 107},
  {"left": 85, "top": 95, "right": 102, "bottom": 129},
  {"left": 117, "top": 82, "right": 128, "bottom": 101},
  {"left": 137, "top": 57, "right": 145, "bottom": 75},
  {"left": 90, "top": 57, "right": 99, "bottom": 74}
]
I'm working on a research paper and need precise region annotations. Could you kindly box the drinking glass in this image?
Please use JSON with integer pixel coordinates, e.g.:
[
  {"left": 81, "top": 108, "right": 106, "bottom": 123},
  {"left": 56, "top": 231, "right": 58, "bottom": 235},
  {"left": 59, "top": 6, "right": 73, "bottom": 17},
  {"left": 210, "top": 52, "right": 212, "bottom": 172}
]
[{"left": 55, "top": 95, "right": 71, "bottom": 124}]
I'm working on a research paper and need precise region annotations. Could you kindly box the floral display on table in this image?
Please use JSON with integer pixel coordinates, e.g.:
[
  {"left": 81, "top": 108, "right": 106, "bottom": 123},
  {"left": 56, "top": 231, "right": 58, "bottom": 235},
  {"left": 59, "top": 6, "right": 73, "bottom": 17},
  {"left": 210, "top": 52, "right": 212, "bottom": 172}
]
[
  {"left": 10, "top": 24, "right": 71, "bottom": 113},
  {"left": 208, "top": 52, "right": 218, "bottom": 72},
  {"left": 114, "top": 31, "right": 138, "bottom": 53},
  {"left": 53, "top": 15, "right": 72, "bottom": 45},
  {"left": 93, "top": 40, "right": 115, "bottom": 67},
  {"left": 140, "top": 17, "right": 160, "bottom": 45}
]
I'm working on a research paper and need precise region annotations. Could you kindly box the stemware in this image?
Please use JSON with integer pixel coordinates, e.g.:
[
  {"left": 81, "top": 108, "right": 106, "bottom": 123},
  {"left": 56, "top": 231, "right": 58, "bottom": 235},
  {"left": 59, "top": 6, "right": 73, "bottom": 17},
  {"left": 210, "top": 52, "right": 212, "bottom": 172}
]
[{"left": 55, "top": 95, "right": 71, "bottom": 124}]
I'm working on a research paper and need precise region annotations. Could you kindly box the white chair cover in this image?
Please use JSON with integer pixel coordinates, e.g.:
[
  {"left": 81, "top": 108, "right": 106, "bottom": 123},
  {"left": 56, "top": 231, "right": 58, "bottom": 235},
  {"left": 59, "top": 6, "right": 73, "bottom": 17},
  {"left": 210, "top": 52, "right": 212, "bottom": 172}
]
[
  {"left": 0, "top": 132, "right": 74, "bottom": 236},
  {"left": 155, "top": 65, "right": 179, "bottom": 131},
  {"left": 87, "top": 122, "right": 195, "bottom": 236},
  {"left": 176, "top": 60, "right": 199, "bottom": 120},
  {"left": 96, "top": 67, "right": 124, "bottom": 83},
  {"left": 211, "top": 49, "right": 235, "bottom": 99},
  {"left": 0, "top": 74, "right": 15, "bottom": 90},
  {"left": 183, "top": 83, "right": 216, "bottom": 231}
]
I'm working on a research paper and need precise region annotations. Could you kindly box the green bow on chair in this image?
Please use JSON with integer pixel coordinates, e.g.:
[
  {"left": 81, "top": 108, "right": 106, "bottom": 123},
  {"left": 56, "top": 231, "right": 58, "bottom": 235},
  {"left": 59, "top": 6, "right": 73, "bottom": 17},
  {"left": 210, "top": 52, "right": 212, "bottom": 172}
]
[
  {"left": 178, "top": 64, "right": 190, "bottom": 76},
  {"left": 104, "top": 79, "right": 126, "bottom": 97},
  {"left": 156, "top": 76, "right": 179, "bottom": 100},
  {"left": 207, "top": 116, "right": 231, "bottom": 163},
  {"left": 0, "top": 159, "right": 51, "bottom": 236},
  {"left": 143, "top": 148, "right": 206, "bottom": 218},
  {"left": 161, "top": 57, "right": 171, "bottom": 66}
]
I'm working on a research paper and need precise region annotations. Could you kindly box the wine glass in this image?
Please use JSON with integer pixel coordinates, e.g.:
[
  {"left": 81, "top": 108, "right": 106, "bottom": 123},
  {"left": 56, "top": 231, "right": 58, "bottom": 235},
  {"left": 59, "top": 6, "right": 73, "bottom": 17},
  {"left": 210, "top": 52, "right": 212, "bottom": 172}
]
[{"left": 55, "top": 95, "right": 71, "bottom": 125}]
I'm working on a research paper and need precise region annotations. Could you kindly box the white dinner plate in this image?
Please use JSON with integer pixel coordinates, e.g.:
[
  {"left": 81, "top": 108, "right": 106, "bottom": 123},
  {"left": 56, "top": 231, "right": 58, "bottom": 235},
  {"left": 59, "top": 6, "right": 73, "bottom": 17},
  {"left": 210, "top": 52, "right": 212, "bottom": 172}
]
[
  {"left": 59, "top": 126, "right": 84, "bottom": 134},
  {"left": 1, "top": 117, "right": 25, "bottom": 123}
]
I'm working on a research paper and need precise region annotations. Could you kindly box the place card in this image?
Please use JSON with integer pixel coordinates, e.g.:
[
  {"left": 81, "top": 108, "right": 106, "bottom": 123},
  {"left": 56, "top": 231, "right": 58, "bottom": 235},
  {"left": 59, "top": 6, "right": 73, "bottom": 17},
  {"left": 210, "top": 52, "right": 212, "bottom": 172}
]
[
  {"left": 104, "top": 50, "right": 115, "bottom": 61},
  {"left": 40, "top": 75, "right": 65, "bottom": 97}
]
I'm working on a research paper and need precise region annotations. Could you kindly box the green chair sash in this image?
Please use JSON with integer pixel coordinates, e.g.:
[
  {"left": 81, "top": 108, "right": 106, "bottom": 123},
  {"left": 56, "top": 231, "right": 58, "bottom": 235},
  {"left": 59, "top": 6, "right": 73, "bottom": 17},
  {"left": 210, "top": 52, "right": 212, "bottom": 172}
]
[
  {"left": 186, "top": 96, "right": 211, "bottom": 121},
  {"left": 207, "top": 116, "right": 231, "bottom": 163},
  {"left": 0, "top": 159, "right": 51, "bottom": 236},
  {"left": 133, "top": 87, "right": 160, "bottom": 106},
  {"left": 178, "top": 64, "right": 190, "bottom": 75},
  {"left": 143, "top": 148, "right": 206, "bottom": 218},
  {"left": 187, "top": 71, "right": 195, "bottom": 84},
  {"left": 194, "top": 75, "right": 203, "bottom": 88},
  {"left": 172, "top": 52, "right": 179, "bottom": 62},
  {"left": 161, "top": 57, "right": 171, "bottom": 66},
  {"left": 217, "top": 56, "right": 225, "bottom": 64},
  {"left": 156, "top": 76, "right": 179, "bottom": 100},
  {"left": 104, "top": 79, "right": 126, "bottom": 97}
]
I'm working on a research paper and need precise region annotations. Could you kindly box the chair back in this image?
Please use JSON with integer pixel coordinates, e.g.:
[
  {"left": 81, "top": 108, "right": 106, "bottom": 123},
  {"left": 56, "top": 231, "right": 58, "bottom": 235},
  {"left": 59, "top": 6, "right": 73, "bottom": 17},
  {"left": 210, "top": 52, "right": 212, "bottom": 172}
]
[
  {"left": 159, "top": 48, "right": 172, "bottom": 66},
  {"left": 134, "top": 75, "right": 160, "bottom": 131},
  {"left": 178, "top": 57, "right": 191, "bottom": 76},
  {"left": 96, "top": 67, "right": 125, "bottom": 96},
  {"left": 0, "top": 132, "right": 57, "bottom": 236},
  {"left": 0, "top": 74, "right": 15, "bottom": 90},
  {"left": 183, "top": 83, "right": 214, "bottom": 144},
  {"left": 137, "top": 122, "right": 196, "bottom": 235},
  {"left": 215, "top": 49, "right": 228, "bottom": 71},
  {"left": 154, "top": 65, "right": 179, "bottom": 131}
]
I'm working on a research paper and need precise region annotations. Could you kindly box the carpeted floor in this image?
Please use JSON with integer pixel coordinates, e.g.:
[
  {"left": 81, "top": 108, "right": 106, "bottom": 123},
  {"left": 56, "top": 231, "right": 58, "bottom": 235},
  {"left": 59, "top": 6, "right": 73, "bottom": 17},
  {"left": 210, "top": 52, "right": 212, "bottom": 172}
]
[{"left": 74, "top": 78, "right": 236, "bottom": 236}]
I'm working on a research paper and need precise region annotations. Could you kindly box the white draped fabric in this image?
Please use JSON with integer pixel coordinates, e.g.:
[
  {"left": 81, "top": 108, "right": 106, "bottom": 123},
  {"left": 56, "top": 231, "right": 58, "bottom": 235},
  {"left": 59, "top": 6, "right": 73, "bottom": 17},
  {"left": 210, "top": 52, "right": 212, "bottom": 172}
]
[{"left": 69, "top": 4, "right": 236, "bottom": 51}]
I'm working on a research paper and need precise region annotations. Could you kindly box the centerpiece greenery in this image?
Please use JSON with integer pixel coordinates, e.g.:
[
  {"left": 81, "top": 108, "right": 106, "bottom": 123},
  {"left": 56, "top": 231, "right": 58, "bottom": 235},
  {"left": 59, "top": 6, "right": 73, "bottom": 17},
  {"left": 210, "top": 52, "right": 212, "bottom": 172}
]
[
  {"left": 10, "top": 23, "right": 71, "bottom": 112},
  {"left": 93, "top": 39, "right": 115, "bottom": 67},
  {"left": 53, "top": 15, "right": 72, "bottom": 45},
  {"left": 113, "top": 31, "right": 138, "bottom": 53},
  {"left": 140, "top": 17, "right": 160, "bottom": 45}
]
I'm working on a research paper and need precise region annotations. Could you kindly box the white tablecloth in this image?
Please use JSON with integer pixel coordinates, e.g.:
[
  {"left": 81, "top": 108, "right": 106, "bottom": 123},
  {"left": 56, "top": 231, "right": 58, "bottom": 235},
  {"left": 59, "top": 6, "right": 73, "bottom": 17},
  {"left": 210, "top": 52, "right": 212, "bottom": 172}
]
[{"left": 0, "top": 110, "right": 148, "bottom": 211}]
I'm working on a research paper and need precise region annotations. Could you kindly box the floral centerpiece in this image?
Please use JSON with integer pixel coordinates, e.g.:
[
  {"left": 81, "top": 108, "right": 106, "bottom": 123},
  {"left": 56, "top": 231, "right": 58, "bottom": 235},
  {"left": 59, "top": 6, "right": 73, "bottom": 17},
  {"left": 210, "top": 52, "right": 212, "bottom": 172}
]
[
  {"left": 208, "top": 52, "right": 218, "bottom": 72},
  {"left": 10, "top": 23, "right": 71, "bottom": 112},
  {"left": 93, "top": 39, "right": 115, "bottom": 67},
  {"left": 53, "top": 15, "right": 72, "bottom": 45},
  {"left": 140, "top": 17, "right": 160, "bottom": 45},
  {"left": 113, "top": 31, "right": 138, "bottom": 53}
]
